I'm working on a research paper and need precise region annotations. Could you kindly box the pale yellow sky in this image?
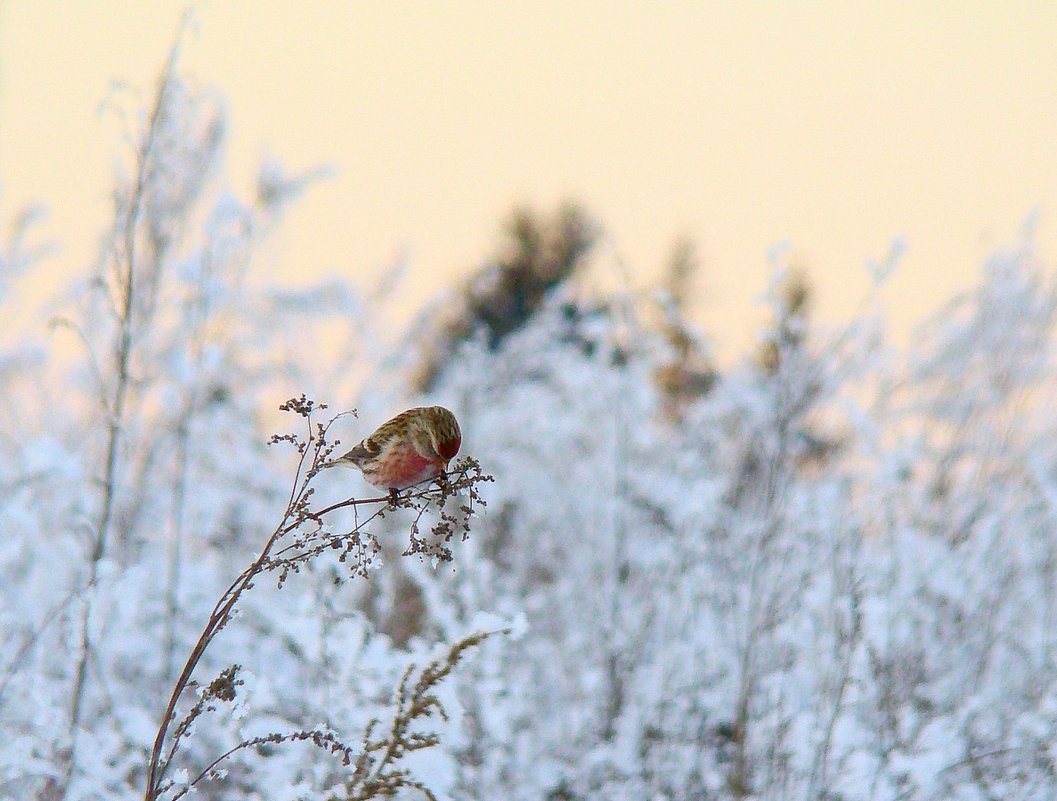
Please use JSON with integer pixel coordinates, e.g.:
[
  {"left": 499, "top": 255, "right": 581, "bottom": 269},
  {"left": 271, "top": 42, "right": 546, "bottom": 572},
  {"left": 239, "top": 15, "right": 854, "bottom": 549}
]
[{"left": 2, "top": 2, "right": 1056, "bottom": 356}]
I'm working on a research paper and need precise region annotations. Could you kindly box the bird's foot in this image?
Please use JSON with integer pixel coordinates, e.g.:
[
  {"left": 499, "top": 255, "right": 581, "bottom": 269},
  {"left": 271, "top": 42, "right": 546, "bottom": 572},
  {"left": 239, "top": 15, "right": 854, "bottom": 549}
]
[{"left": 387, "top": 488, "right": 400, "bottom": 507}]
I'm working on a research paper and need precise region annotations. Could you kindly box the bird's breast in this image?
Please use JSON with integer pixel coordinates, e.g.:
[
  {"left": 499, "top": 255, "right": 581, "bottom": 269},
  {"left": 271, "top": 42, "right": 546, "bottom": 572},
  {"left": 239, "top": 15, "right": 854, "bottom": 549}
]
[{"left": 362, "top": 441, "right": 444, "bottom": 490}]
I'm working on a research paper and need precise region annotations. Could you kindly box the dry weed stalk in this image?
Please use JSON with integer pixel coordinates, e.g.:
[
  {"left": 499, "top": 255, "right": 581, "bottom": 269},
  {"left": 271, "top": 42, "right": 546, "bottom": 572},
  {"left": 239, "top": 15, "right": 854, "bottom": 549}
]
[{"left": 144, "top": 396, "right": 492, "bottom": 801}]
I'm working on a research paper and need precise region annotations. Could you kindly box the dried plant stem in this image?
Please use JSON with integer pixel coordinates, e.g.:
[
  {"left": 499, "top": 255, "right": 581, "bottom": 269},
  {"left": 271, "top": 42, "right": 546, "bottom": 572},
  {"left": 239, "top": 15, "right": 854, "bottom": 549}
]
[
  {"left": 145, "top": 407, "right": 322, "bottom": 800},
  {"left": 144, "top": 397, "right": 490, "bottom": 800},
  {"left": 62, "top": 32, "right": 186, "bottom": 801},
  {"left": 146, "top": 478, "right": 463, "bottom": 798},
  {"left": 145, "top": 521, "right": 289, "bottom": 799}
]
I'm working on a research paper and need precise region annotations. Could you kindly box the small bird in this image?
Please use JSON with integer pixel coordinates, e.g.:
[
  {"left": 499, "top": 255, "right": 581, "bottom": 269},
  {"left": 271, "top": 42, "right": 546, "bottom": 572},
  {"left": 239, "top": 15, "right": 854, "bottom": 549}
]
[{"left": 324, "top": 406, "right": 462, "bottom": 497}]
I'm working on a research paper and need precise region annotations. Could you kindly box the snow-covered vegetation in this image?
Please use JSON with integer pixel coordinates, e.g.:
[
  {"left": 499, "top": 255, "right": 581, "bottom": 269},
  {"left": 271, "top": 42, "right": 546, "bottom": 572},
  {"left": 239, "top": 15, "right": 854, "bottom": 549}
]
[{"left": 3, "top": 45, "right": 1057, "bottom": 801}]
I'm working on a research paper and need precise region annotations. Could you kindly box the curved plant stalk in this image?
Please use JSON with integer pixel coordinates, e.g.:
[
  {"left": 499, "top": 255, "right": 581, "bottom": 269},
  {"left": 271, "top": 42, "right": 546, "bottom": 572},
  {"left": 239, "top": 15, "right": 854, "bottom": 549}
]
[{"left": 144, "top": 396, "right": 491, "bottom": 801}]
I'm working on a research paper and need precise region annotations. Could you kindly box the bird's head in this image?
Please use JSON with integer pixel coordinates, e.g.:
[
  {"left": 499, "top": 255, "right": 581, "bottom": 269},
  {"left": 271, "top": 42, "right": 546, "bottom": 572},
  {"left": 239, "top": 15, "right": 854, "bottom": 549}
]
[{"left": 424, "top": 406, "right": 462, "bottom": 464}]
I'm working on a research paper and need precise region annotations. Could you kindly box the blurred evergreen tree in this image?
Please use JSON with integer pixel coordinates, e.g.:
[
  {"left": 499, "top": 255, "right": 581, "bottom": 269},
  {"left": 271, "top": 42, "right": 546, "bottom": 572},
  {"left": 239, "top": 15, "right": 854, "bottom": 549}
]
[{"left": 414, "top": 202, "right": 597, "bottom": 391}]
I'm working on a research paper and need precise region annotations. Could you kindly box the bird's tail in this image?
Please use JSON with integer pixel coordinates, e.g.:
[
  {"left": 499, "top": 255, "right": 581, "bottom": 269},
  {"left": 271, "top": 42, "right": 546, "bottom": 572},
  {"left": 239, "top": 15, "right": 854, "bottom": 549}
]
[{"left": 322, "top": 446, "right": 371, "bottom": 470}]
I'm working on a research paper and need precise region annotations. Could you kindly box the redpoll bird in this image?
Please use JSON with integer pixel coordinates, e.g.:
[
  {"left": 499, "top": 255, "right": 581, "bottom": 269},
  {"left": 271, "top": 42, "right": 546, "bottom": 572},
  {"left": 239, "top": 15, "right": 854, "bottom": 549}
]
[{"left": 324, "top": 406, "right": 462, "bottom": 494}]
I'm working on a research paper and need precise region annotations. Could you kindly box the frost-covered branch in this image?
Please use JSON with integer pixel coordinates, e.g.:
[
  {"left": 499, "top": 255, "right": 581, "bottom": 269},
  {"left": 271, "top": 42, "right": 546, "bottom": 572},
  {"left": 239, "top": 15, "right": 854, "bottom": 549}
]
[{"left": 62, "top": 25, "right": 193, "bottom": 799}]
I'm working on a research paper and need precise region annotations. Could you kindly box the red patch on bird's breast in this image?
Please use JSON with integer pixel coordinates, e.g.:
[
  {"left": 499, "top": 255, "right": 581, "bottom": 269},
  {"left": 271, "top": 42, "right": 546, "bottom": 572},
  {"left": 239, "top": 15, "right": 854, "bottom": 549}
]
[{"left": 365, "top": 442, "right": 444, "bottom": 490}]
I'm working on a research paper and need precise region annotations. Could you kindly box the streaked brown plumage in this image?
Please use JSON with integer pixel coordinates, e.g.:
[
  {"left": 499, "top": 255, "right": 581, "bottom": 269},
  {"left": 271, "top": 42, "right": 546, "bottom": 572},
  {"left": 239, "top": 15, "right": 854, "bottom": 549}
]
[{"left": 324, "top": 406, "right": 462, "bottom": 492}]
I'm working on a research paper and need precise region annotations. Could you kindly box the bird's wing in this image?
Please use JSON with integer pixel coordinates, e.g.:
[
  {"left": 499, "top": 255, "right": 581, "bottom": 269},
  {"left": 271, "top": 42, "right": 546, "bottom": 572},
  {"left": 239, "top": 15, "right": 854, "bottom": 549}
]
[
  {"left": 338, "top": 437, "right": 381, "bottom": 465},
  {"left": 330, "top": 408, "right": 422, "bottom": 467}
]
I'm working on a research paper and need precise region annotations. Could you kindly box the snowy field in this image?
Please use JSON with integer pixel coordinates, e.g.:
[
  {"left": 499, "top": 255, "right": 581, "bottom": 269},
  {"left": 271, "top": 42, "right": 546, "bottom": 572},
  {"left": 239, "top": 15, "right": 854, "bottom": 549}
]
[{"left": 2, "top": 54, "right": 1056, "bottom": 801}]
